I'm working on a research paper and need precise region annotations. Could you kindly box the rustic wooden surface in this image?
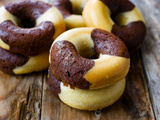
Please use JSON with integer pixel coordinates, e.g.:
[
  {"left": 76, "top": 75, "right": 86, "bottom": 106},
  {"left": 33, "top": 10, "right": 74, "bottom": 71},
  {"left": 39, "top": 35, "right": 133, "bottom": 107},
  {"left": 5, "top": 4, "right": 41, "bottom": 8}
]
[
  {"left": 0, "top": 0, "right": 159, "bottom": 120},
  {"left": 133, "top": 0, "right": 160, "bottom": 119}
]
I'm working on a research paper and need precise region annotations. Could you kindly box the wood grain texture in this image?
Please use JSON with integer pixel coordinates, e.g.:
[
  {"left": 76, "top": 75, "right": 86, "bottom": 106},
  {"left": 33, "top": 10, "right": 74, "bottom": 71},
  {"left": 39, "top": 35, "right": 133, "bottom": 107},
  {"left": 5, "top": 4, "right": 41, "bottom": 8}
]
[
  {"left": 131, "top": 0, "right": 160, "bottom": 119},
  {"left": 0, "top": 71, "right": 44, "bottom": 120}
]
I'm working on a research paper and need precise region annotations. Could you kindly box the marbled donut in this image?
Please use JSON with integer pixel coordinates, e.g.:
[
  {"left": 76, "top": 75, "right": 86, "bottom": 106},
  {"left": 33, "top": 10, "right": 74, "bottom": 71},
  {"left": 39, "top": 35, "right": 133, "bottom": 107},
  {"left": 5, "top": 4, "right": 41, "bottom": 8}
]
[
  {"left": 0, "top": 0, "right": 65, "bottom": 74},
  {"left": 48, "top": 28, "right": 130, "bottom": 110},
  {"left": 83, "top": 0, "right": 146, "bottom": 52},
  {"left": 50, "top": 28, "right": 130, "bottom": 89},
  {"left": 0, "top": 47, "right": 49, "bottom": 74},
  {"left": 53, "top": 0, "right": 87, "bottom": 30},
  {"left": 48, "top": 68, "right": 126, "bottom": 110},
  {"left": 0, "top": 0, "right": 65, "bottom": 56}
]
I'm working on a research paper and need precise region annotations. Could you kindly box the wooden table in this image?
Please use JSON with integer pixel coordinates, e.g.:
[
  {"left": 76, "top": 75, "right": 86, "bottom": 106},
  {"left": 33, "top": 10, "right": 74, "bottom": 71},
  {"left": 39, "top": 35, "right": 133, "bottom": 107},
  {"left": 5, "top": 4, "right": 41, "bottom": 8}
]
[{"left": 0, "top": 0, "right": 159, "bottom": 120}]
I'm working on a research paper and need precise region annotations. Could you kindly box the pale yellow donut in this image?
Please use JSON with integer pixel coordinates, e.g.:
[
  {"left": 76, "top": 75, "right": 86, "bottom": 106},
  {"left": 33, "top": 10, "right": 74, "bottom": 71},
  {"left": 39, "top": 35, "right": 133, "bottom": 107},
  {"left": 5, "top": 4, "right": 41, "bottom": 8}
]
[
  {"left": 83, "top": 0, "right": 145, "bottom": 32},
  {"left": 66, "top": 0, "right": 87, "bottom": 29},
  {"left": 59, "top": 78, "right": 126, "bottom": 110},
  {"left": 64, "top": 15, "right": 86, "bottom": 30},
  {"left": 51, "top": 27, "right": 130, "bottom": 89},
  {"left": 0, "top": 6, "right": 19, "bottom": 25},
  {"left": 0, "top": 1, "right": 65, "bottom": 74},
  {"left": 0, "top": 6, "right": 19, "bottom": 50},
  {"left": 82, "top": 0, "right": 146, "bottom": 52},
  {"left": 70, "top": 0, "right": 88, "bottom": 14},
  {"left": 36, "top": 6, "right": 65, "bottom": 39},
  {"left": 0, "top": 6, "right": 65, "bottom": 51},
  {"left": 53, "top": 0, "right": 87, "bottom": 30},
  {"left": 13, "top": 52, "right": 49, "bottom": 75}
]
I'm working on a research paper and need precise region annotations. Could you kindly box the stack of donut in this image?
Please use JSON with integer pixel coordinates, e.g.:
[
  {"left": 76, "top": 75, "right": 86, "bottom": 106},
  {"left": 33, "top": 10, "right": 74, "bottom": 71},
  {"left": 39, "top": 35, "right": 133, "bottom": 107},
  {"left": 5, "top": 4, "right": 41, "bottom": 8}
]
[
  {"left": 49, "top": 0, "right": 146, "bottom": 110},
  {"left": 48, "top": 28, "right": 130, "bottom": 110},
  {"left": 0, "top": 0, "right": 65, "bottom": 74},
  {"left": 0, "top": 0, "right": 146, "bottom": 110}
]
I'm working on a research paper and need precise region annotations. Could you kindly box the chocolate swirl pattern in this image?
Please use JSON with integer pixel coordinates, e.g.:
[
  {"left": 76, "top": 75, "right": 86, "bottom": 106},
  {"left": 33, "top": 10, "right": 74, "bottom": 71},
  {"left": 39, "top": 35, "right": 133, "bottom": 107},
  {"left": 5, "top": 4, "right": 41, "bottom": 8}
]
[
  {"left": 0, "top": 0, "right": 65, "bottom": 74},
  {"left": 83, "top": 0, "right": 146, "bottom": 52},
  {"left": 48, "top": 27, "right": 130, "bottom": 110}
]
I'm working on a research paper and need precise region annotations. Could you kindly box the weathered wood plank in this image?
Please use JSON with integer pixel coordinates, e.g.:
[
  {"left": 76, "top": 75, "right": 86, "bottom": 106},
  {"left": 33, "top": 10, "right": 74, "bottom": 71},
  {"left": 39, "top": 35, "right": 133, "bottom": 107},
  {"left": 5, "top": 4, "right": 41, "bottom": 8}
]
[
  {"left": 131, "top": 0, "right": 160, "bottom": 119},
  {"left": 0, "top": 71, "right": 43, "bottom": 120}
]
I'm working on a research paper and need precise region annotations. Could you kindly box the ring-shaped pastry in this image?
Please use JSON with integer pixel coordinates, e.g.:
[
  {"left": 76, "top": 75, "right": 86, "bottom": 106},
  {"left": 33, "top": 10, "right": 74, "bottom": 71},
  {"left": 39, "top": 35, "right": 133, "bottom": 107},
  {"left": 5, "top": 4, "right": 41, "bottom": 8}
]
[
  {"left": 48, "top": 69, "right": 126, "bottom": 110},
  {"left": 0, "top": 47, "right": 49, "bottom": 74},
  {"left": 53, "top": 0, "right": 87, "bottom": 30},
  {"left": 0, "top": 0, "right": 65, "bottom": 56},
  {"left": 83, "top": 0, "right": 146, "bottom": 52},
  {"left": 50, "top": 27, "right": 130, "bottom": 89}
]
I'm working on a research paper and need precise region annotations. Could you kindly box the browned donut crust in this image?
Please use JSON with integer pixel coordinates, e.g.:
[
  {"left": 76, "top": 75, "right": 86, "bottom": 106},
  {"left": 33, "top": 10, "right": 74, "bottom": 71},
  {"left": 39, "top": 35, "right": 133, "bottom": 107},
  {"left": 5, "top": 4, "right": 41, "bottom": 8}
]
[
  {"left": 0, "top": 0, "right": 55, "bottom": 56},
  {"left": 100, "top": 0, "right": 135, "bottom": 15},
  {"left": 0, "top": 47, "right": 29, "bottom": 74},
  {"left": 100, "top": 0, "right": 146, "bottom": 52},
  {"left": 0, "top": 20, "right": 55, "bottom": 56},
  {"left": 50, "top": 29, "right": 129, "bottom": 89},
  {"left": 51, "top": 40, "right": 93, "bottom": 89},
  {"left": 5, "top": 0, "right": 52, "bottom": 27},
  {"left": 112, "top": 21, "right": 146, "bottom": 52},
  {"left": 91, "top": 29, "right": 129, "bottom": 58},
  {"left": 48, "top": 68, "right": 61, "bottom": 99},
  {"left": 53, "top": 0, "right": 72, "bottom": 18}
]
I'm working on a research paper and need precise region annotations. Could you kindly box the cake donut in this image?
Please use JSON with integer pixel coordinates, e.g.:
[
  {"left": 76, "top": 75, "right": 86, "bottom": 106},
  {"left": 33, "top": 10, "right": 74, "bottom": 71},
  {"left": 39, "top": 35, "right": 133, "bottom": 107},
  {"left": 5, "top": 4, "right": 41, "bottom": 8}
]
[
  {"left": 83, "top": 0, "right": 146, "bottom": 52},
  {"left": 0, "top": 0, "right": 65, "bottom": 56},
  {"left": 0, "top": 0, "right": 65, "bottom": 74},
  {"left": 0, "top": 47, "right": 49, "bottom": 74},
  {"left": 53, "top": 0, "right": 87, "bottom": 30},
  {"left": 48, "top": 69, "right": 126, "bottom": 110},
  {"left": 48, "top": 27, "right": 130, "bottom": 110}
]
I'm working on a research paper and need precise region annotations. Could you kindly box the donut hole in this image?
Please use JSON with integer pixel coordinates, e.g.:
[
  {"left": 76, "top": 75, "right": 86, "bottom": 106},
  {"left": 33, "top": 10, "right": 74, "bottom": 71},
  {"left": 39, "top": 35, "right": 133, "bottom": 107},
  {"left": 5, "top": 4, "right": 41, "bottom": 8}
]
[
  {"left": 70, "top": 0, "right": 86, "bottom": 15},
  {"left": 5, "top": 1, "right": 52, "bottom": 28},
  {"left": 15, "top": 13, "right": 36, "bottom": 28},
  {"left": 72, "top": 38, "right": 95, "bottom": 59},
  {"left": 111, "top": 14, "right": 123, "bottom": 26},
  {"left": 76, "top": 42, "right": 94, "bottom": 59},
  {"left": 78, "top": 47, "right": 95, "bottom": 59},
  {"left": 71, "top": 8, "right": 82, "bottom": 15},
  {"left": 18, "top": 19, "right": 35, "bottom": 28}
]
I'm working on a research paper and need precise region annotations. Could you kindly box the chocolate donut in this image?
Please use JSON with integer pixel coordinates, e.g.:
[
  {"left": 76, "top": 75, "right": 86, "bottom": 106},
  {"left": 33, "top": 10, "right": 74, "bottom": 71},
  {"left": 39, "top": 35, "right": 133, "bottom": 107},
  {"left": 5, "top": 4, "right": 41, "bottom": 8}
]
[
  {"left": 83, "top": 0, "right": 146, "bottom": 52},
  {"left": 0, "top": 47, "right": 49, "bottom": 75},
  {"left": 53, "top": 0, "right": 87, "bottom": 29},
  {"left": 0, "top": 47, "right": 29, "bottom": 74},
  {"left": 0, "top": 0, "right": 65, "bottom": 74},
  {"left": 48, "top": 68, "right": 126, "bottom": 110},
  {"left": 50, "top": 27, "right": 130, "bottom": 89},
  {"left": 0, "top": 0, "right": 65, "bottom": 56},
  {"left": 48, "top": 27, "right": 130, "bottom": 110}
]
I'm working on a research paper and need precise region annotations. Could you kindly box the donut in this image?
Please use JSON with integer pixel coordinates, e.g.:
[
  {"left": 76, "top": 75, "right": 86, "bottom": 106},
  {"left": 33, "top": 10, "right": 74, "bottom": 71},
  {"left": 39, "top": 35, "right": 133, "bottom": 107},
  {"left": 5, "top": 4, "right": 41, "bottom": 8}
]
[
  {"left": 48, "top": 68, "right": 126, "bottom": 110},
  {"left": 0, "top": 47, "right": 49, "bottom": 74},
  {"left": 50, "top": 27, "right": 130, "bottom": 89},
  {"left": 0, "top": 0, "right": 65, "bottom": 56},
  {"left": 83, "top": 0, "right": 146, "bottom": 52},
  {"left": 53, "top": 0, "right": 87, "bottom": 30},
  {"left": 48, "top": 27, "right": 130, "bottom": 110},
  {"left": 0, "top": 0, "right": 65, "bottom": 74}
]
